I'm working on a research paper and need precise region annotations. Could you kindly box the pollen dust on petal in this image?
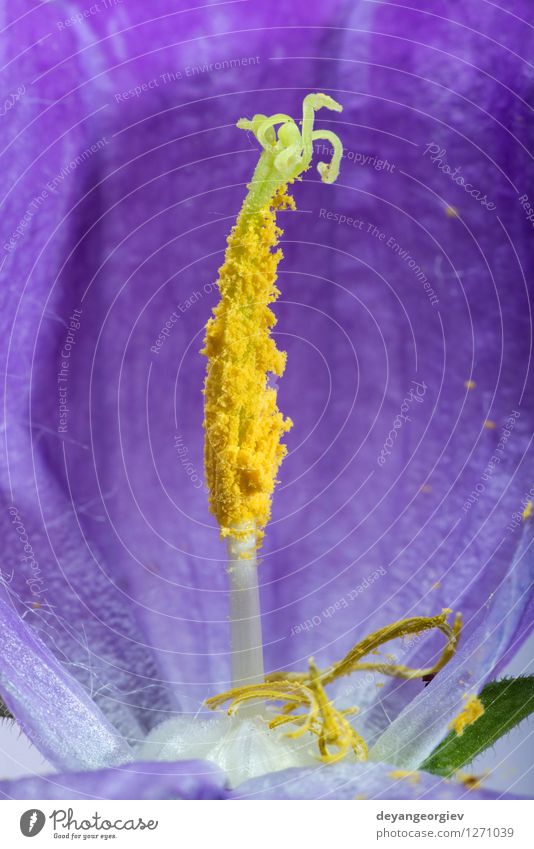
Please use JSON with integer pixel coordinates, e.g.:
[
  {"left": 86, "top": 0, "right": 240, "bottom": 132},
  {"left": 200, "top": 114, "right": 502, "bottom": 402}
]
[
  {"left": 388, "top": 769, "right": 421, "bottom": 787},
  {"left": 455, "top": 771, "right": 487, "bottom": 791},
  {"left": 449, "top": 694, "right": 484, "bottom": 736}
]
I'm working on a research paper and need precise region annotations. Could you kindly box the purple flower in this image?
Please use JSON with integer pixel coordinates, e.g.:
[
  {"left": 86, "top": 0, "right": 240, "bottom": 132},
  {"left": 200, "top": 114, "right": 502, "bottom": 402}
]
[{"left": 1, "top": 1, "right": 533, "bottom": 800}]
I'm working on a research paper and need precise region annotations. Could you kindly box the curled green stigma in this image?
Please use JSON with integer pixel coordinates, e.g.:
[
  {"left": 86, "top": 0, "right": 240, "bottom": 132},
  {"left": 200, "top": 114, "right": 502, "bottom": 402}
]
[{"left": 236, "top": 93, "right": 343, "bottom": 214}]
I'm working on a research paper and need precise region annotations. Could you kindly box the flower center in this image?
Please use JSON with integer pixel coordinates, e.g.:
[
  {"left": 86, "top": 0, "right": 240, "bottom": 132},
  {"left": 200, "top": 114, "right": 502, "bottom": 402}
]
[{"left": 139, "top": 713, "right": 317, "bottom": 788}]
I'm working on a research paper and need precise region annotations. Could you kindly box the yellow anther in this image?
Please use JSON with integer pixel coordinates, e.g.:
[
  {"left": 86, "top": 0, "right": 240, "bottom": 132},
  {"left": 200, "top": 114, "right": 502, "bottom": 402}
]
[
  {"left": 318, "top": 609, "right": 462, "bottom": 686},
  {"left": 206, "top": 664, "right": 367, "bottom": 764},
  {"left": 449, "top": 694, "right": 484, "bottom": 736},
  {"left": 307, "top": 659, "right": 368, "bottom": 763},
  {"left": 206, "top": 681, "right": 315, "bottom": 721},
  {"left": 207, "top": 609, "right": 461, "bottom": 764}
]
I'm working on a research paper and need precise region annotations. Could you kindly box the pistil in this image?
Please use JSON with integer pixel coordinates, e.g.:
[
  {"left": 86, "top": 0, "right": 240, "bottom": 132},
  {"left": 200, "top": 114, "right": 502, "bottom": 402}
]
[
  {"left": 227, "top": 529, "right": 264, "bottom": 688},
  {"left": 201, "top": 94, "right": 344, "bottom": 691}
]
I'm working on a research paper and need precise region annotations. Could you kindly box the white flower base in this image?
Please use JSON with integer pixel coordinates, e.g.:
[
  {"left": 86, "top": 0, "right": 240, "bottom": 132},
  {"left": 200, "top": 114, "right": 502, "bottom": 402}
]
[{"left": 139, "top": 713, "right": 318, "bottom": 787}]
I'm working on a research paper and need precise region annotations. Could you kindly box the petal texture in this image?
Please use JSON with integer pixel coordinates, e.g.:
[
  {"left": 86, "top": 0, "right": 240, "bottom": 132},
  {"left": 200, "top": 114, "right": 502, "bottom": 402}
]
[
  {"left": 0, "top": 596, "right": 132, "bottom": 771},
  {"left": 233, "top": 760, "right": 518, "bottom": 800},
  {"left": 0, "top": 759, "right": 229, "bottom": 800}
]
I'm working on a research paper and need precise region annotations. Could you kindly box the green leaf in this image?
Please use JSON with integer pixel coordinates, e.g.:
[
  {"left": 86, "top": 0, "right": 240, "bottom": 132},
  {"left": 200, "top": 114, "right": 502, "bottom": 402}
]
[
  {"left": 0, "top": 695, "right": 13, "bottom": 720},
  {"left": 421, "top": 676, "right": 534, "bottom": 777}
]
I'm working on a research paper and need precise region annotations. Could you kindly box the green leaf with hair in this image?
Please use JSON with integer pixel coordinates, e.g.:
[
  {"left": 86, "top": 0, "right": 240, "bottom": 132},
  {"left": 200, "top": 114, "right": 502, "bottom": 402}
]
[{"left": 422, "top": 676, "right": 534, "bottom": 777}]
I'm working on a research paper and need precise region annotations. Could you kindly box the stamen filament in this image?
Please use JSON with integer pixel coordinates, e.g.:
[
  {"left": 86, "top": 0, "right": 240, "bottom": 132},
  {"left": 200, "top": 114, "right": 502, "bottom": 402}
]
[
  {"left": 207, "top": 609, "right": 462, "bottom": 763},
  {"left": 320, "top": 609, "right": 463, "bottom": 686}
]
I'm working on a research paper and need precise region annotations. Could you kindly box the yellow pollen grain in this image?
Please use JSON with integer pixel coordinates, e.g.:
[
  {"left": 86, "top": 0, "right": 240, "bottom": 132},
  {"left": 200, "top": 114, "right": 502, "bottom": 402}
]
[
  {"left": 449, "top": 694, "right": 484, "bottom": 736},
  {"left": 465, "top": 380, "right": 476, "bottom": 390},
  {"left": 202, "top": 187, "right": 294, "bottom": 550},
  {"left": 455, "top": 771, "right": 486, "bottom": 791},
  {"left": 445, "top": 205, "right": 458, "bottom": 218},
  {"left": 484, "top": 419, "right": 496, "bottom": 430},
  {"left": 388, "top": 769, "right": 421, "bottom": 786},
  {"left": 431, "top": 581, "right": 441, "bottom": 590},
  {"left": 522, "top": 501, "right": 533, "bottom": 521}
]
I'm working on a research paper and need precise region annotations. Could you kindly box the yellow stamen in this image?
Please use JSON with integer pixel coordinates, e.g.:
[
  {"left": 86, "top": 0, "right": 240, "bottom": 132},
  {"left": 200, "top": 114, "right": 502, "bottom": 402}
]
[
  {"left": 449, "top": 694, "right": 484, "bottom": 736},
  {"left": 306, "top": 659, "right": 368, "bottom": 763},
  {"left": 206, "top": 609, "right": 461, "bottom": 763},
  {"left": 268, "top": 609, "right": 462, "bottom": 686},
  {"left": 202, "top": 94, "right": 343, "bottom": 551}
]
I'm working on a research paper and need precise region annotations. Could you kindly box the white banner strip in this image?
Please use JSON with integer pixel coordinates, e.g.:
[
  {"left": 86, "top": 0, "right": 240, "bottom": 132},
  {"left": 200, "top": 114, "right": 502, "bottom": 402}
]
[{"left": 1, "top": 799, "right": 533, "bottom": 847}]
